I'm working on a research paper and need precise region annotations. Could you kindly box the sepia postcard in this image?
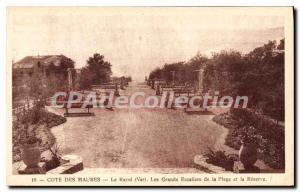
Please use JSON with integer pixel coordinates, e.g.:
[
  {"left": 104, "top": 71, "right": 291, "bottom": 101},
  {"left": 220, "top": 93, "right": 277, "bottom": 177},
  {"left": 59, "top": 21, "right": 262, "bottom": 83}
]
[{"left": 6, "top": 7, "right": 294, "bottom": 186}]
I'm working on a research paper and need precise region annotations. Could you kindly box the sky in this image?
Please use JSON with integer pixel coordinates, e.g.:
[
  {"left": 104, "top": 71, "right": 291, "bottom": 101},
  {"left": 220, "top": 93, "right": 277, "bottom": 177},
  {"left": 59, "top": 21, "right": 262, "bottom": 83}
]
[{"left": 7, "top": 7, "right": 285, "bottom": 81}]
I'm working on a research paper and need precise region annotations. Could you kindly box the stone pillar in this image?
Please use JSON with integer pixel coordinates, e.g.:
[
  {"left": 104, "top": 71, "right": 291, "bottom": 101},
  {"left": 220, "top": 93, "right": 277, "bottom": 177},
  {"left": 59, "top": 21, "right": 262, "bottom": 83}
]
[
  {"left": 156, "top": 85, "right": 161, "bottom": 96},
  {"left": 114, "top": 83, "right": 120, "bottom": 96},
  {"left": 67, "top": 68, "right": 74, "bottom": 91},
  {"left": 151, "top": 80, "right": 155, "bottom": 89},
  {"left": 120, "top": 77, "right": 125, "bottom": 90},
  {"left": 198, "top": 69, "right": 204, "bottom": 93},
  {"left": 171, "top": 71, "right": 175, "bottom": 85}
]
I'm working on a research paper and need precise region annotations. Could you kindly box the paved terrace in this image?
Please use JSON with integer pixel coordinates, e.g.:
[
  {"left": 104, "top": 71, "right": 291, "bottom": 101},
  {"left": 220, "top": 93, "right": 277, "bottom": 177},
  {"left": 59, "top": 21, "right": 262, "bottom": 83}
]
[{"left": 47, "top": 82, "right": 234, "bottom": 172}]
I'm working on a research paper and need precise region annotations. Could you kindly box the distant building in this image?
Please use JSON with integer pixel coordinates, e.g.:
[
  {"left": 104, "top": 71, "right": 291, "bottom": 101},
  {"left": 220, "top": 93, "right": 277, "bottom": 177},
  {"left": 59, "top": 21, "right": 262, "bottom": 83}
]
[
  {"left": 13, "top": 55, "right": 74, "bottom": 83},
  {"left": 12, "top": 55, "right": 75, "bottom": 100},
  {"left": 14, "top": 54, "right": 74, "bottom": 73}
]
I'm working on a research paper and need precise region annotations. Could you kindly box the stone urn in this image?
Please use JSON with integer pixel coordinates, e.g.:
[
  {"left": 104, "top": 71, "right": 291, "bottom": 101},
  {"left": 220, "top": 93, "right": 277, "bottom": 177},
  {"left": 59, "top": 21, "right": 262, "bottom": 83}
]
[
  {"left": 239, "top": 143, "right": 258, "bottom": 170},
  {"left": 22, "top": 138, "right": 41, "bottom": 168}
]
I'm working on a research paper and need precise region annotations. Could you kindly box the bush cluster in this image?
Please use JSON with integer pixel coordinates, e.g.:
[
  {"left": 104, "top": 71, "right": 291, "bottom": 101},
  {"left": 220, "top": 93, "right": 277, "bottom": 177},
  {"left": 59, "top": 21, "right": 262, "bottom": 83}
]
[
  {"left": 12, "top": 106, "right": 66, "bottom": 162},
  {"left": 204, "top": 149, "right": 238, "bottom": 171},
  {"left": 213, "top": 108, "right": 284, "bottom": 169}
]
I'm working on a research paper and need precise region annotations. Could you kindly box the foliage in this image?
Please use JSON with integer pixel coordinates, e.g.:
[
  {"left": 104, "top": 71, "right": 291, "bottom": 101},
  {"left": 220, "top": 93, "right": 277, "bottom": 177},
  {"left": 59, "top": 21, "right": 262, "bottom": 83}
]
[
  {"left": 203, "top": 50, "right": 244, "bottom": 96},
  {"left": 42, "top": 143, "right": 62, "bottom": 171},
  {"left": 13, "top": 108, "right": 66, "bottom": 162},
  {"left": 212, "top": 108, "right": 285, "bottom": 169},
  {"left": 78, "top": 53, "right": 112, "bottom": 90},
  {"left": 149, "top": 39, "right": 285, "bottom": 169},
  {"left": 18, "top": 100, "right": 65, "bottom": 126},
  {"left": 21, "top": 136, "right": 42, "bottom": 145},
  {"left": 204, "top": 148, "right": 238, "bottom": 171},
  {"left": 149, "top": 53, "right": 208, "bottom": 85},
  {"left": 19, "top": 102, "right": 44, "bottom": 124},
  {"left": 149, "top": 67, "right": 163, "bottom": 80},
  {"left": 241, "top": 40, "right": 284, "bottom": 121},
  {"left": 149, "top": 39, "right": 285, "bottom": 121}
]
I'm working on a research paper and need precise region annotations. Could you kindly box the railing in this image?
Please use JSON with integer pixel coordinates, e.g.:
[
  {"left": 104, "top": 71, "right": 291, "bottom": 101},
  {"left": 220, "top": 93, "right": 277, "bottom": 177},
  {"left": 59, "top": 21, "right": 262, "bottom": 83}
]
[
  {"left": 156, "top": 85, "right": 196, "bottom": 96},
  {"left": 91, "top": 84, "right": 119, "bottom": 96},
  {"left": 12, "top": 100, "right": 35, "bottom": 115}
]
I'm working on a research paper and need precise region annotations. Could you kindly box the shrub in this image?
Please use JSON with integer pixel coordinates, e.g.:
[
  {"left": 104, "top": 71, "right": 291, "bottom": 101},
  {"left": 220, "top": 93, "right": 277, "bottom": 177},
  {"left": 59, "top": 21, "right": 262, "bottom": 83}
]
[
  {"left": 204, "top": 149, "right": 238, "bottom": 171},
  {"left": 13, "top": 108, "right": 66, "bottom": 163},
  {"left": 212, "top": 109, "right": 285, "bottom": 169},
  {"left": 21, "top": 136, "right": 42, "bottom": 145}
]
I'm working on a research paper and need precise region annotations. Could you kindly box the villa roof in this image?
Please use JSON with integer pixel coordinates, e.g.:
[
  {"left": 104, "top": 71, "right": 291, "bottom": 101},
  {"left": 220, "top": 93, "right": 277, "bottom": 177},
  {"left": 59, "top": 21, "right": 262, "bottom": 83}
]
[{"left": 13, "top": 55, "right": 72, "bottom": 69}]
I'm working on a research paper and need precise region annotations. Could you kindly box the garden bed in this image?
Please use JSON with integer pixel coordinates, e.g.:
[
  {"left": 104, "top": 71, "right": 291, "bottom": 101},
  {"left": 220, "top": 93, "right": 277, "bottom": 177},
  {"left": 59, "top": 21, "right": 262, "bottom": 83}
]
[
  {"left": 12, "top": 106, "right": 66, "bottom": 162},
  {"left": 212, "top": 108, "right": 284, "bottom": 170}
]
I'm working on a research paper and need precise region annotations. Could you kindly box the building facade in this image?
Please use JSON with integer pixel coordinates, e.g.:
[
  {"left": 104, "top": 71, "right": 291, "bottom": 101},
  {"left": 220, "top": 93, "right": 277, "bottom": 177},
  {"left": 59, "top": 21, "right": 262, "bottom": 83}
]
[{"left": 12, "top": 55, "right": 75, "bottom": 102}]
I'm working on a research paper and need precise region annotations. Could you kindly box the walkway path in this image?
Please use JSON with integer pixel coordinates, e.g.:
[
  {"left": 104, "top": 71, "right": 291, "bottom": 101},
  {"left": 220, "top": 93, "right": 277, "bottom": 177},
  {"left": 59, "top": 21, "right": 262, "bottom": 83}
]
[{"left": 48, "top": 82, "right": 232, "bottom": 172}]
